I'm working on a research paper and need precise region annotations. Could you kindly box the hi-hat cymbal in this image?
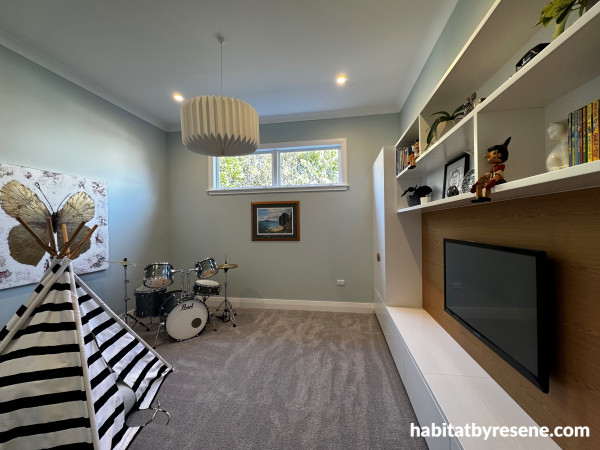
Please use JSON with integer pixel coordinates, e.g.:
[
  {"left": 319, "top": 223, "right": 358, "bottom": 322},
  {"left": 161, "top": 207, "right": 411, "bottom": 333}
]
[
  {"left": 218, "top": 263, "right": 238, "bottom": 269},
  {"left": 107, "top": 260, "right": 143, "bottom": 267}
]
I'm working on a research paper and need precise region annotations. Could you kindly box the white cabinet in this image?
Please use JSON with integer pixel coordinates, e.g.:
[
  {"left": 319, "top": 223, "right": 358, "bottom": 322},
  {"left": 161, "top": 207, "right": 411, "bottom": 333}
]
[{"left": 372, "top": 147, "right": 421, "bottom": 307}]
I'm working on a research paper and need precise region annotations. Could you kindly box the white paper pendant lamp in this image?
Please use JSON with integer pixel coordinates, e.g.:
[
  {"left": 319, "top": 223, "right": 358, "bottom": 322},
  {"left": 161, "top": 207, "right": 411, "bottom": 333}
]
[
  {"left": 180, "top": 35, "right": 260, "bottom": 157},
  {"left": 181, "top": 95, "right": 260, "bottom": 156}
]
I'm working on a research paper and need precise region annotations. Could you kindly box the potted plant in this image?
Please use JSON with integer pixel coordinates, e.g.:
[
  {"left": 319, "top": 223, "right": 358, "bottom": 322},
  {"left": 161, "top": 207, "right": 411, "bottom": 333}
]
[
  {"left": 401, "top": 185, "right": 433, "bottom": 207},
  {"left": 426, "top": 105, "right": 464, "bottom": 147},
  {"left": 535, "top": 0, "right": 590, "bottom": 39}
]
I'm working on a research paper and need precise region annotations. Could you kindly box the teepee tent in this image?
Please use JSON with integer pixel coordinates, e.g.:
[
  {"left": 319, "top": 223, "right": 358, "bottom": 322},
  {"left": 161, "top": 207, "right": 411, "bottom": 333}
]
[{"left": 0, "top": 257, "right": 173, "bottom": 449}]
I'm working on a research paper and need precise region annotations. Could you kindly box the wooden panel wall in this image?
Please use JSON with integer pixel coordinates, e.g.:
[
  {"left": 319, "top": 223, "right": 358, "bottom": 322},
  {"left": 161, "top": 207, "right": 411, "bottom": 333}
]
[{"left": 422, "top": 187, "right": 600, "bottom": 450}]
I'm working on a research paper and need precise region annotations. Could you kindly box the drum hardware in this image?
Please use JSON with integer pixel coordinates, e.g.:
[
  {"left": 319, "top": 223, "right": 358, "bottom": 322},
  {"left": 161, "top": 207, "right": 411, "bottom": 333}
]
[
  {"left": 213, "top": 259, "right": 238, "bottom": 327},
  {"left": 109, "top": 258, "right": 150, "bottom": 331}
]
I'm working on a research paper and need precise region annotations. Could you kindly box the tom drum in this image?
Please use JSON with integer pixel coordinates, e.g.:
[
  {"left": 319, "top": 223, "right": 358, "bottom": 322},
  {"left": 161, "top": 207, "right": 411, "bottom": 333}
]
[
  {"left": 195, "top": 258, "right": 218, "bottom": 279},
  {"left": 143, "top": 262, "right": 174, "bottom": 288}
]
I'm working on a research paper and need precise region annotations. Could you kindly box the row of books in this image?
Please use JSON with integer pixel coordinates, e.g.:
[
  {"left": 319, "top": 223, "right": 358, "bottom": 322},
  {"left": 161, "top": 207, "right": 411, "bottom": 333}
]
[
  {"left": 396, "top": 143, "right": 419, "bottom": 175},
  {"left": 568, "top": 99, "right": 599, "bottom": 166}
]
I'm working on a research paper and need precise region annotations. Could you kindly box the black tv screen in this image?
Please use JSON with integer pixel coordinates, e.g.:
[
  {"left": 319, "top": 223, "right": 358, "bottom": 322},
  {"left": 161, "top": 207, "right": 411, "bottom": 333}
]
[{"left": 443, "top": 239, "right": 549, "bottom": 393}]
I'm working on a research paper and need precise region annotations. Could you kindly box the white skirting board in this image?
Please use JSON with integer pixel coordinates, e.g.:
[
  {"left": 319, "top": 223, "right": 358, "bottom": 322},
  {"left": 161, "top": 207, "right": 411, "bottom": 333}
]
[{"left": 204, "top": 296, "right": 374, "bottom": 314}]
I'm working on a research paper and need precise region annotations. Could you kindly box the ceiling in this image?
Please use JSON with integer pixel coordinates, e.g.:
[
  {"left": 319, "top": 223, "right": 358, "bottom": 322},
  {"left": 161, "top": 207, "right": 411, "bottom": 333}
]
[{"left": 0, "top": 0, "right": 457, "bottom": 132}]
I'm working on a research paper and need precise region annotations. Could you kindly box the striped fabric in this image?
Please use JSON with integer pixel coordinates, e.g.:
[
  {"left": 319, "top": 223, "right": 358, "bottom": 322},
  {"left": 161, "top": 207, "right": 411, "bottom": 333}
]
[{"left": 0, "top": 260, "right": 172, "bottom": 449}]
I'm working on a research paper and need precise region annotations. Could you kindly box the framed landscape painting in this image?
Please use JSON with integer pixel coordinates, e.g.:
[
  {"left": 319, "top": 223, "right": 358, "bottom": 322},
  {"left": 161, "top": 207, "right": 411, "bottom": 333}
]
[{"left": 251, "top": 201, "right": 299, "bottom": 241}]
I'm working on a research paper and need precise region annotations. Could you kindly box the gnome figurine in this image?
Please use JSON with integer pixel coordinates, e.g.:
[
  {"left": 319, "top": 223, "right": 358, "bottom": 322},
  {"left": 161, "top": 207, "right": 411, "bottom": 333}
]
[{"left": 471, "top": 137, "right": 511, "bottom": 202}]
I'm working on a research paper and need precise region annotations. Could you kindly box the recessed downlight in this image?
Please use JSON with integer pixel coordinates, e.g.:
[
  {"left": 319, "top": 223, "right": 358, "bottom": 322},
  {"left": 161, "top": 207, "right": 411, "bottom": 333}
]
[
  {"left": 336, "top": 74, "right": 348, "bottom": 85},
  {"left": 173, "top": 93, "right": 185, "bottom": 102}
]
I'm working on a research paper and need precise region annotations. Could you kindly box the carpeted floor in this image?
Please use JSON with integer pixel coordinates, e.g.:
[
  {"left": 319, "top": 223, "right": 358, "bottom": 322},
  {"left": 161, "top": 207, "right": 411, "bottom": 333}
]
[{"left": 129, "top": 308, "right": 428, "bottom": 450}]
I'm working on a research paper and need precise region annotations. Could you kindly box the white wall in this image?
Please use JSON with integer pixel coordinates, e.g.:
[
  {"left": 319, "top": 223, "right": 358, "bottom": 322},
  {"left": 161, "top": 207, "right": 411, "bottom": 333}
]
[
  {"left": 165, "top": 114, "right": 400, "bottom": 304},
  {"left": 398, "top": 0, "right": 495, "bottom": 132},
  {"left": 0, "top": 45, "right": 170, "bottom": 327}
]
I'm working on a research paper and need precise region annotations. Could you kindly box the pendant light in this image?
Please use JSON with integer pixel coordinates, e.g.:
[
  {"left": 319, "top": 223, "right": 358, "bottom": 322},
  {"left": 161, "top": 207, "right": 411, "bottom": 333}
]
[{"left": 180, "top": 35, "right": 260, "bottom": 156}]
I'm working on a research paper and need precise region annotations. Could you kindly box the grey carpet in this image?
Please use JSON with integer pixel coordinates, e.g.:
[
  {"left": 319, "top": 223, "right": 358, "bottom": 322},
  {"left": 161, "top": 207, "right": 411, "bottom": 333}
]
[{"left": 128, "top": 308, "right": 428, "bottom": 450}]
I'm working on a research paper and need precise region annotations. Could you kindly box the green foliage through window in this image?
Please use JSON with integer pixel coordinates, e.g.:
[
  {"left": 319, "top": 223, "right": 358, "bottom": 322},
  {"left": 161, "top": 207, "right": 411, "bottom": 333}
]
[
  {"left": 280, "top": 149, "right": 339, "bottom": 186},
  {"left": 218, "top": 153, "right": 272, "bottom": 189},
  {"left": 215, "top": 143, "right": 343, "bottom": 190}
]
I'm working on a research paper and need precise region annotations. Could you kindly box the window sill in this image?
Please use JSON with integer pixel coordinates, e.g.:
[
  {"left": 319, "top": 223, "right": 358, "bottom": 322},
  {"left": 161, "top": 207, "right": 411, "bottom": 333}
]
[{"left": 207, "top": 184, "right": 349, "bottom": 195}]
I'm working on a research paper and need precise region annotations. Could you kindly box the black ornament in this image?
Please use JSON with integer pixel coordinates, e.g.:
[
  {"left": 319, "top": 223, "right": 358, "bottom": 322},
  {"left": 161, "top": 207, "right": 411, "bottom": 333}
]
[{"left": 447, "top": 185, "right": 459, "bottom": 197}]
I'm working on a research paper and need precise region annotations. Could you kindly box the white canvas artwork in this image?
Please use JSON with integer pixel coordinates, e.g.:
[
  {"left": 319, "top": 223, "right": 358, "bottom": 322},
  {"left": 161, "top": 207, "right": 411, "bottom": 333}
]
[{"left": 0, "top": 162, "right": 108, "bottom": 289}]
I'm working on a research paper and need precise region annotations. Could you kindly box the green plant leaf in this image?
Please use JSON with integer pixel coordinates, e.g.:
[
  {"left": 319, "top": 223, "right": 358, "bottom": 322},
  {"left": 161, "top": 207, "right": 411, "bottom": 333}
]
[
  {"left": 451, "top": 105, "right": 465, "bottom": 118},
  {"left": 431, "top": 111, "right": 451, "bottom": 119}
]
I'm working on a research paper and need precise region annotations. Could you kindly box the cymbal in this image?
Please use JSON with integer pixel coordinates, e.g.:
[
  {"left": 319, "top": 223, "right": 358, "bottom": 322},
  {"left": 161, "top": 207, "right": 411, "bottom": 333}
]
[
  {"left": 107, "top": 260, "right": 143, "bottom": 267},
  {"left": 218, "top": 263, "right": 238, "bottom": 269}
]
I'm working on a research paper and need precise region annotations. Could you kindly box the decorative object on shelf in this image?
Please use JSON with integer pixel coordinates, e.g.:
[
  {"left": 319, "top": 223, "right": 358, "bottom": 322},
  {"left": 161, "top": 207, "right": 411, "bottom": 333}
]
[
  {"left": 180, "top": 35, "right": 260, "bottom": 157},
  {"left": 442, "top": 153, "right": 470, "bottom": 199},
  {"left": 546, "top": 120, "right": 569, "bottom": 171},
  {"left": 535, "top": 0, "right": 590, "bottom": 39},
  {"left": 446, "top": 186, "right": 460, "bottom": 197},
  {"left": 461, "top": 168, "right": 476, "bottom": 194},
  {"left": 426, "top": 105, "right": 464, "bottom": 147},
  {"left": 471, "top": 137, "right": 511, "bottom": 202},
  {"left": 408, "top": 140, "right": 419, "bottom": 169},
  {"left": 401, "top": 185, "right": 432, "bottom": 207},
  {"left": 251, "top": 201, "right": 299, "bottom": 241},
  {"left": 516, "top": 43, "right": 549, "bottom": 71},
  {"left": 463, "top": 93, "right": 477, "bottom": 116}
]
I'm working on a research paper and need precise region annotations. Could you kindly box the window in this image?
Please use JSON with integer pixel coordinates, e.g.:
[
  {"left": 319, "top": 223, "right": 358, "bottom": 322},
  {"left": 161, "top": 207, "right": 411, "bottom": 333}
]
[{"left": 209, "top": 138, "right": 347, "bottom": 194}]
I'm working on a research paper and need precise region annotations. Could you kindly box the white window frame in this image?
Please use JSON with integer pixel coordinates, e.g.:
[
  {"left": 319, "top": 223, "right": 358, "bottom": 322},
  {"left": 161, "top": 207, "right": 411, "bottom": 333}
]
[{"left": 207, "top": 138, "right": 348, "bottom": 195}]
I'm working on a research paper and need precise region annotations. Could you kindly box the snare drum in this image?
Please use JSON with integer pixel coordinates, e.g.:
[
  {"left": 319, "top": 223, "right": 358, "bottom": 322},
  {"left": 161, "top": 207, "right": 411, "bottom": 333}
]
[
  {"left": 143, "top": 262, "right": 174, "bottom": 288},
  {"left": 134, "top": 286, "right": 166, "bottom": 317},
  {"left": 161, "top": 292, "right": 209, "bottom": 341},
  {"left": 193, "top": 279, "right": 221, "bottom": 297},
  {"left": 195, "top": 258, "right": 218, "bottom": 279}
]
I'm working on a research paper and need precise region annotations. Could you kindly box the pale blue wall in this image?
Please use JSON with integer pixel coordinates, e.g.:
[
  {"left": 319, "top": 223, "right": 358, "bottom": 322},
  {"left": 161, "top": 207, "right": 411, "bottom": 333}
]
[
  {"left": 0, "top": 45, "right": 170, "bottom": 327},
  {"left": 166, "top": 114, "right": 400, "bottom": 303}
]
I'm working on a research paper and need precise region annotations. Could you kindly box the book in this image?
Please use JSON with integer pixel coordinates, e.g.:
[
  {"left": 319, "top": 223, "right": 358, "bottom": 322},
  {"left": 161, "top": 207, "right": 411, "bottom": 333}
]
[
  {"left": 568, "top": 111, "right": 573, "bottom": 167},
  {"left": 587, "top": 103, "right": 592, "bottom": 163},
  {"left": 580, "top": 107, "right": 585, "bottom": 165},
  {"left": 592, "top": 100, "right": 599, "bottom": 160},
  {"left": 575, "top": 108, "right": 581, "bottom": 165}
]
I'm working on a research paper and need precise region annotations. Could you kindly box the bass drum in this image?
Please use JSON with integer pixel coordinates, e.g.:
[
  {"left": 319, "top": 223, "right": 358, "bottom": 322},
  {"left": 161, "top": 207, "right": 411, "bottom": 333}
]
[{"left": 161, "top": 292, "right": 209, "bottom": 341}]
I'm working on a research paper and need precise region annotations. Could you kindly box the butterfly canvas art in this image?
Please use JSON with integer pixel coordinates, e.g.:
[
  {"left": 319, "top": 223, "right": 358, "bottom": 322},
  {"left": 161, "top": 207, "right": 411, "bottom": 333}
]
[{"left": 0, "top": 163, "right": 108, "bottom": 289}]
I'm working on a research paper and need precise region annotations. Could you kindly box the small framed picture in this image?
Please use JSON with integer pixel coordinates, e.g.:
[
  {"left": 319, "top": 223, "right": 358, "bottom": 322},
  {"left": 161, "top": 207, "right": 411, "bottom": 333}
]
[
  {"left": 251, "top": 201, "right": 299, "bottom": 241},
  {"left": 443, "top": 153, "right": 470, "bottom": 198}
]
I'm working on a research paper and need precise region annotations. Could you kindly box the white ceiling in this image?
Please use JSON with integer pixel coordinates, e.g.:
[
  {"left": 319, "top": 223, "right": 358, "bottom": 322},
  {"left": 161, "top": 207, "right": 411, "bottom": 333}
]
[{"left": 0, "top": 0, "right": 457, "bottom": 132}]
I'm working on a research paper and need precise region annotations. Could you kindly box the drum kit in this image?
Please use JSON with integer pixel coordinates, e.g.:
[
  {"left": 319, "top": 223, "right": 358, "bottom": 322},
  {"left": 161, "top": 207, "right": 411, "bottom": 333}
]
[{"left": 111, "top": 256, "right": 238, "bottom": 346}]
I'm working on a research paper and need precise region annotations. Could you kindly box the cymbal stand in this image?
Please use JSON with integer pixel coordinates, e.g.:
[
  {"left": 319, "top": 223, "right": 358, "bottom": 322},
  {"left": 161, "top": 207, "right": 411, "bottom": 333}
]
[
  {"left": 214, "top": 264, "right": 236, "bottom": 327},
  {"left": 121, "top": 258, "right": 150, "bottom": 331}
]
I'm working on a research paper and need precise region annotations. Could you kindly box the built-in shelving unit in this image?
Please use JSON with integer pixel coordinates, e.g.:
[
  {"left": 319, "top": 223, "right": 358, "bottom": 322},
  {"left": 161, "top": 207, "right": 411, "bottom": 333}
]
[
  {"left": 395, "top": 0, "right": 600, "bottom": 212},
  {"left": 375, "top": 1, "right": 600, "bottom": 448}
]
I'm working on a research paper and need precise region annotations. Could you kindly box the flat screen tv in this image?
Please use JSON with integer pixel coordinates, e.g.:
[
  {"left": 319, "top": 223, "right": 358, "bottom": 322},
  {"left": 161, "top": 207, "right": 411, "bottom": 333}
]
[{"left": 443, "top": 239, "right": 549, "bottom": 393}]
